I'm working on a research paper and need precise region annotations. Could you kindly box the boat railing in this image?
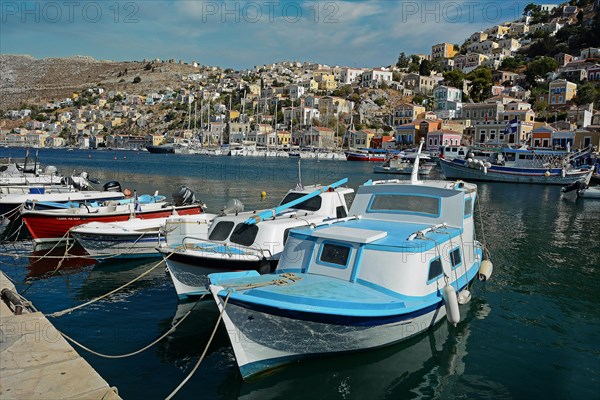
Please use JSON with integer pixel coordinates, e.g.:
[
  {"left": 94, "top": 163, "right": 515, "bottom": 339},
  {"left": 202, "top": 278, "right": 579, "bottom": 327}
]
[
  {"left": 180, "top": 236, "right": 270, "bottom": 258},
  {"left": 407, "top": 223, "right": 448, "bottom": 241}
]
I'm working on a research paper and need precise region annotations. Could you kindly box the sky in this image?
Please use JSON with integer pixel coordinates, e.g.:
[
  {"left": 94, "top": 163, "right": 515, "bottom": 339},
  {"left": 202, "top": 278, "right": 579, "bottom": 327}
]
[{"left": 0, "top": 0, "right": 564, "bottom": 69}]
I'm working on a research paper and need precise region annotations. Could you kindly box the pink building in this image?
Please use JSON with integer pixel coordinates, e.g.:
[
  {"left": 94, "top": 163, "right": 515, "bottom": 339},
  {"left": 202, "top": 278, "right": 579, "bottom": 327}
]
[{"left": 426, "top": 130, "right": 462, "bottom": 151}]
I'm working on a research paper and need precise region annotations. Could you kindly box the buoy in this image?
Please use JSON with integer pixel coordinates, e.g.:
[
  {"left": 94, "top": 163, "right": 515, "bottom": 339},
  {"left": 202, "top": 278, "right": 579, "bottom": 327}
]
[
  {"left": 88, "top": 155, "right": 91, "bottom": 158},
  {"left": 442, "top": 284, "right": 460, "bottom": 326},
  {"left": 124, "top": 156, "right": 126, "bottom": 159},
  {"left": 457, "top": 289, "right": 472, "bottom": 305},
  {"left": 544, "top": 170, "right": 551, "bottom": 177},
  {"left": 261, "top": 191, "right": 267, "bottom": 198},
  {"left": 114, "top": 157, "right": 117, "bottom": 160},
  {"left": 478, "top": 259, "right": 493, "bottom": 281}
]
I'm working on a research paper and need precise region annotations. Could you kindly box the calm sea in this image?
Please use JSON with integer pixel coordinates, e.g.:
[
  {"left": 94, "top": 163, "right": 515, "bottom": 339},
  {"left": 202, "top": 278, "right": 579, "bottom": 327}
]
[{"left": 1, "top": 148, "right": 598, "bottom": 399}]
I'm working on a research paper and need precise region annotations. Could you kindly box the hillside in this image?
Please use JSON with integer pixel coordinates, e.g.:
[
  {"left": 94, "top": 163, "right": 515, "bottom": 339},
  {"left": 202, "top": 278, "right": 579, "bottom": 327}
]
[{"left": 0, "top": 55, "right": 202, "bottom": 110}]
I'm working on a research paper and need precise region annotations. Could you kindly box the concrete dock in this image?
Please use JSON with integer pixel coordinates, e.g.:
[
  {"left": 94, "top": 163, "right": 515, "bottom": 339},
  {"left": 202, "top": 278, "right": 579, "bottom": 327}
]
[{"left": 0, "top": 271, "right": 122, "bottom": 400}]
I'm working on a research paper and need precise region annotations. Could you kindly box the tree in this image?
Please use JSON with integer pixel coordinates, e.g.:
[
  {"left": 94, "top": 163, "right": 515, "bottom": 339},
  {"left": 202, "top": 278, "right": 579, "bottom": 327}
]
[
  {"left": 573, "top": 83, "right": 597, "bottom": 106},
  {"left": 533, "top": 100, "right": 548, "bottom": 113},
  {"left": 525, "top": 57, "right": 558, "bottom": 85},
  {"left": 396, "top": 52, "right": 410, "bottom": 69},
  {"left": 466, "top": 67, "right": 493, "bottom": 102},
  {"left": 500, "top": 57, "right": 524, "bottom": 72},
  {"left": 523, "top": 3, "right": 541, "bottom": 16},
  {"left": 133, "top": 76, "right": 142, "bottom": 84},
  {"left": 442, "top": 69, "right": 465, "bottom": 89},
  {"left": 418, "top": 59, "right": 432, "bottom": 76}
]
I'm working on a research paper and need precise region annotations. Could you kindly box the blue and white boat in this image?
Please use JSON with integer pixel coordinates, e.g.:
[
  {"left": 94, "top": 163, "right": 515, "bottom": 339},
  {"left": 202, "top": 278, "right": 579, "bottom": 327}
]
[
  {"left": 160, "top": 179, "right": 353, "bottom": 299},
  {"left": 208, "top": 143, "right": 493, "bottom": 379},
  {"left": 440, "top": 147, "right": 592, "bottom": 185}
]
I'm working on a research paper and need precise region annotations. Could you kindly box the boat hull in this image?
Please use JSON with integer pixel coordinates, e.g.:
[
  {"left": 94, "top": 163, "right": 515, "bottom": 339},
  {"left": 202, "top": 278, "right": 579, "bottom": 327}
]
[
  {"left": 22, "top": 205, "right": 202, "bottom": 243},
  {"left": 345, "top": 152, "right": 387, "bottom": 162},
  {"left": 162, "top": 249, "right": 276, "bottom": 299},
  {"left": 146, "top": 145, "right": 175, "bottom": 154},
  {"left": 71, "top": 231, "right": 164, "bottom": 258},
  {"left": 211, "top": 285, "right": 448, "bottom": 379},
  {"left": 579, "top": 187, "right": 600, "bottom": 198},
  {"left": 440, "top": 159, "right": 591, "bottom": 185}
]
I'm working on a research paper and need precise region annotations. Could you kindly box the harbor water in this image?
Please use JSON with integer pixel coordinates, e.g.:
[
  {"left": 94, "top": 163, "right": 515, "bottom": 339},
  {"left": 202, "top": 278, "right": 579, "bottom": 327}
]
[{"left": 1, "top": 148, "right": 599, "bottom": 399}]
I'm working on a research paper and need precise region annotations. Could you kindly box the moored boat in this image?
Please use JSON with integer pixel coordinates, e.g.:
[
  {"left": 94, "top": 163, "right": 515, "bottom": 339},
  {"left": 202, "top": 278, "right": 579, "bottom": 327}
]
[
  {"left": 159, "top": 179, "right": 353, "bottom": 299},
  {"left": 345, "top": 148, "right": 392, "bottom": 162},
  {"left": 374, "top": 153, "right": 435, "bottom": 175},
  {"left": 440, "top": 147, "right": 592, "bottom": 185},
  {"left": 21, "top": 186, "right": 205, "bottom": 244},
  {"left": 207, "top": 144, "right": 493, "bottom": 379}
]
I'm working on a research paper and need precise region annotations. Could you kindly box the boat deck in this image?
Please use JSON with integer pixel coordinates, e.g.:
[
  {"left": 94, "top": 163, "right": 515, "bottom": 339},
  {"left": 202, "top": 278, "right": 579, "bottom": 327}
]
[{"left": 210, "top": 271, "right": 439, "bottom": 317}]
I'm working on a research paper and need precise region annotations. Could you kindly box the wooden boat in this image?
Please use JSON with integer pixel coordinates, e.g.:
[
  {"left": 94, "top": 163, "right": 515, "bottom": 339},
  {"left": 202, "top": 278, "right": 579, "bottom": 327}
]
[
  {"left": 440, "top": 147, "right": 593, "bottom": 185},
  {"left": 208, "top": 143, "right": 492, "bottom": 379}
]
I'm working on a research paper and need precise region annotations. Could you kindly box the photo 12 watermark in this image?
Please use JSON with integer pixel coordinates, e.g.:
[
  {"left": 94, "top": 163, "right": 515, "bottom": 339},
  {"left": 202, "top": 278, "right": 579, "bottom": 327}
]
[{"left": 1, "top": 1, "right": 140, "bottom": 24}]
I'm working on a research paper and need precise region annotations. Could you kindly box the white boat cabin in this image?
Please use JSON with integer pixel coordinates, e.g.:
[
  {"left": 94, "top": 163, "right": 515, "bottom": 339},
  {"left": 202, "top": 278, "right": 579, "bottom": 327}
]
[{"left": 277, "top": 179, "right": 480, "bottom": 298}]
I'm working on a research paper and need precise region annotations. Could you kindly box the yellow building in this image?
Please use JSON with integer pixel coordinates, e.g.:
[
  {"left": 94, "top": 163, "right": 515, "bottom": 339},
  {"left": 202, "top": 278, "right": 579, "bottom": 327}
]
[
  {"left": 277, "top": 131, "right": 291, "bottom": 145},
  {"left": 549, "top": 79, "right": 577, "bottom": 106},
  {"left": 431, "top": 43, "right": 458, "bottom": 60}
]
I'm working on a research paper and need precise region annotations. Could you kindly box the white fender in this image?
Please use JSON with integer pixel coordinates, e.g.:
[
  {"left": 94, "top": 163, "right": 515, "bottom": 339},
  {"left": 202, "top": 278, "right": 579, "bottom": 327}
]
[
  {"left": 483, "top": 166, "right": 488, "bottom": 174},
  {"left": 478, "top": 259, "right": 493, "bottom": 281},
  {"left": 457, "top": 289, "right": 472, "bottom": 305},
  {"left": 443, "top": 284, "right": 461, "bottom": 326}
]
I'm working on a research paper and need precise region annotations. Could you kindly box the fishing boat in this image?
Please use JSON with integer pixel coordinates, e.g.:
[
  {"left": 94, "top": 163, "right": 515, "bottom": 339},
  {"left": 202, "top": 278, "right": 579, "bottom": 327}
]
[
  {"left": 21, "top": 186, "right": 205, "bottom": 244},
  {"left": 374, "top": 153, "right": 436, "bottom": 175},
  {"left": 159, "top": 179, "right": 353, "bottom": 299},
  {"left": 439, "top": 147, "right": 593, "bottom": 185},
  {"left": 207, "top": 142, "right": 493, "bottom": 379}
]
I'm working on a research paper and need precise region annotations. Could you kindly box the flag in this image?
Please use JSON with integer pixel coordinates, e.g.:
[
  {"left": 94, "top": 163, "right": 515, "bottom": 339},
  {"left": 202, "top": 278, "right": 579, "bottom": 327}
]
[
  {"left": 134, "top": 192, "right": 141, "bottom": 212},
  {"left": 510, "top": 117, "right": 519, "bottom": 133}
]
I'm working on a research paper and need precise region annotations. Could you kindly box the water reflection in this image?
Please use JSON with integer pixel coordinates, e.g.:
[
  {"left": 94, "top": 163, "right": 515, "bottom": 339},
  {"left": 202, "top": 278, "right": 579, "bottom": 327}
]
[
  {"left": 25, "top": 243, "right": 96, "bottom": 278},
  {"left": 234, "top": 297, "right": 502, "bottom": 400}
]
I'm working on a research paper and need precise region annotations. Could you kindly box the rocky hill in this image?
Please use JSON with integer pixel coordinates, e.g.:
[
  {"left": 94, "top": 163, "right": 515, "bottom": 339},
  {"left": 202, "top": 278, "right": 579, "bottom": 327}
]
[{"left": 0, "top": 55, "right": 202, "bottom": 110}]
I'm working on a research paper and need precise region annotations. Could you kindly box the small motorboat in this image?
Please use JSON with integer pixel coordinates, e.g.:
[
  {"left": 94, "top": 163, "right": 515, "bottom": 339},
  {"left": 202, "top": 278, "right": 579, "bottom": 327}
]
[
  {"left": 21, "top": 186, "right": 206, "bottom": 244},
  {"left": 159, "top": 179, "right": 353, "bottom": 299},
  {"left": 561, "top": 180, "right": 600, "bottom": 199},
  {"left": 374, "top": 153, "right": 435, "bottom": 175}
]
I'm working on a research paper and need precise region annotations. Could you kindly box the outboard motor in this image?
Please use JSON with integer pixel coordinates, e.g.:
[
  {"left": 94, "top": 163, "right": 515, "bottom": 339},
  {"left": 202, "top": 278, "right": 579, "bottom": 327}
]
[
  {"left": 103, "top": 181, "right": 122, "bottom": 192},
  {"left": 172, "top": 185, "right": 195, "bottom": 206},
  {"left": 221, "top": 199, "right": 244, "bottom": 215}
]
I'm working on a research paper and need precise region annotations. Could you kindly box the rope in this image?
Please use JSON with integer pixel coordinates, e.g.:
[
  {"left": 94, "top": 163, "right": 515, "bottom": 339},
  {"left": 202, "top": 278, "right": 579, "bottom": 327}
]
[
  {"left": 59, "top": 295, "right": 205, "bottom": 359},
  {"left": 475, "top": 194, "right": 491, "bottom": 260},
  {"left": 221, "top": 272, "right": 302, "bottom": 291},
  {"left": 47, "top": 251, "right": 176, "bottom": 318},
  {"left": 165, "top": 291, "right": 231, "bottom": 400}
]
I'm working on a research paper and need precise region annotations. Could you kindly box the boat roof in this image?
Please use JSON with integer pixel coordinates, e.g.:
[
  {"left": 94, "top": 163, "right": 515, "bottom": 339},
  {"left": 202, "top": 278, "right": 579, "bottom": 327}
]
[{"left": 292, "top": 218, "right": 462, "bottom": 252}]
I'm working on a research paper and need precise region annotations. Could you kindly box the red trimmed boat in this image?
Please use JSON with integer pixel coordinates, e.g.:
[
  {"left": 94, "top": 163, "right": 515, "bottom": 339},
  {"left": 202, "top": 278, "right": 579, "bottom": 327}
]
[{"left": 21, "top": 186, "right": 206, "bottom": 244}]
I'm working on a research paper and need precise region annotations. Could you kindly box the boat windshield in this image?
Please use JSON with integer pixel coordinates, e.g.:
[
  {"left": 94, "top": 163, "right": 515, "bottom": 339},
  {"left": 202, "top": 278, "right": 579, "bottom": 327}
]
[
  {"left": 368, "top": 194, "right": 440, "bottom": 217},
  {"left": 208, "top": 221, "right": 235, "bottom": 241},
  {"left": 280, "top": 192, "right": 322, "bottom": 211},
  {"left": 230, "top": 223, "right": 259, "bottom": 246}
]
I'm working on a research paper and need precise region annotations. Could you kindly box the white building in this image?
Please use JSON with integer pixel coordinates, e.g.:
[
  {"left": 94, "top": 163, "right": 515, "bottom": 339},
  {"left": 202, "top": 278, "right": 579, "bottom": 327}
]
[{"left": 340, "top": 68, "right": 366, "bottom": 84}]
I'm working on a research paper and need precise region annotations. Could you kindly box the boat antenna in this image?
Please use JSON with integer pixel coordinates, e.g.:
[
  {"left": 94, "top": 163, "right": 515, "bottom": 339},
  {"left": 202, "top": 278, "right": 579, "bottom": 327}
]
[
  {"left": 411, "top": 138, "right": 424, "bottom": 185},
  {"left": 295, "top": 158, "right": 304, "bottom": 190}
]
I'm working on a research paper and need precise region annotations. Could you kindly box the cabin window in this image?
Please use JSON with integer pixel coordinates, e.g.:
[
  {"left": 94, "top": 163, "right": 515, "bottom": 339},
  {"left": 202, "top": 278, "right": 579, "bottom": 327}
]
[
  {"left": 428, "top": 257, "right": 443, "bottom": 282},
  {"left": 319, "top": 242, "right": 351, "bottom": 267},
  {"left": 336, "top": 205, "right": 347, "bottom": 218},
  {"left": 450, "top": 248, "right": 462, "bottom": 269},
  {"left": 280, "top": 192, "right": 322, "bottom": 211},
  {"left": 230, "top": 223, "right": 259, "bottom": 246},
  {"left": 368, "top": 194, "right": 440, "bottom": 217},
  {"left": 464, "top": 198, "right": 473, "bottom": 218},
  {"left": 208, "top": 221, "right": 234, "bottom": 241}
]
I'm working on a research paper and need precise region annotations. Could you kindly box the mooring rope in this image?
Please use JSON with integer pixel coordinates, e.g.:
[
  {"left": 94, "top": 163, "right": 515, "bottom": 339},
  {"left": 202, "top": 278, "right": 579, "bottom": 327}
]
[
  {"left": 165, "top": 291, "right": 231, "bottom": 400},
  {"left": 47, "top": 250, "right": 176, "bottom": 318},
  {"left": 59, "top": 295, "right": 205, "bottom": 359}
]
